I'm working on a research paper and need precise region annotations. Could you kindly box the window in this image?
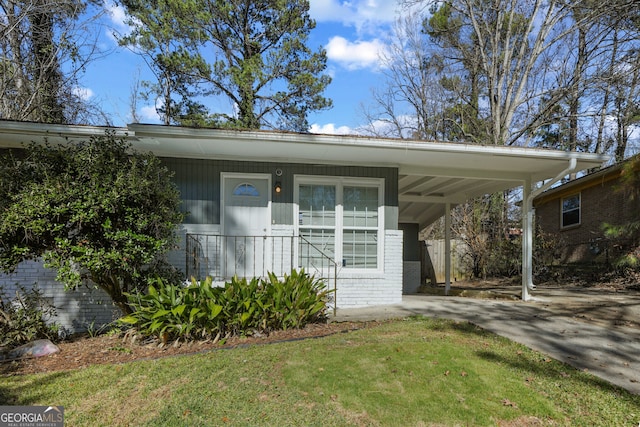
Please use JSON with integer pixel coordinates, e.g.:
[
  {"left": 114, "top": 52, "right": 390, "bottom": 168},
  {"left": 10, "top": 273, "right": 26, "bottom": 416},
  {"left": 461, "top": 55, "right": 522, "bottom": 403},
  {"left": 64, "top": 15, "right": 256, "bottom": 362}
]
[
  {"left": 297, "top": 177, "right": 382, "bottom": 269},
  {"left": 343, "top": 186, "right": 378, "bottom": 268},
  {"left": 561, "top": 194, "right": 580, "bottom": 228},
  {"left": 298, "top": 184, "right": 336, "bottom": 259},
  {"left": 232, "top": 183, "right": 260, "bottom": 197}
]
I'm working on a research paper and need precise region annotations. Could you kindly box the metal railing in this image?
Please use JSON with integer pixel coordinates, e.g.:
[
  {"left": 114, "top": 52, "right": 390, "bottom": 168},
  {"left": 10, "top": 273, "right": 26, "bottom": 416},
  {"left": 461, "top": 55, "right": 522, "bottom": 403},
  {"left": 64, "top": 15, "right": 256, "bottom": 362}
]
[{"left": 185, "top": 234, "right": 337, "bottom": 310}]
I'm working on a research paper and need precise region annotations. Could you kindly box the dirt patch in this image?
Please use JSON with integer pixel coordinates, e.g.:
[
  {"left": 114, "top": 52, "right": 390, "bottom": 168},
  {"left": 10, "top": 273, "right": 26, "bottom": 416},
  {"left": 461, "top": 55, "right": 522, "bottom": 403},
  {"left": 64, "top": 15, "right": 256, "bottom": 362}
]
[
  {"left": 422, "top": 277, "right": 640, "bottom": 331},
  {"left": 0, "top": 321, "right": 378, "bottom": 376}
]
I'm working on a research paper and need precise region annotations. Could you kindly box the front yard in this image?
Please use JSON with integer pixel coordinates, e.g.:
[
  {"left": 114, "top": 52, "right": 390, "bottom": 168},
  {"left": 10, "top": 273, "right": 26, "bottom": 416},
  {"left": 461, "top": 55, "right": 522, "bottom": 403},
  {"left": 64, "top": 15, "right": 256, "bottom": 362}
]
[{"left": 2, "top": 317, "right": 639, "bottom": 426}]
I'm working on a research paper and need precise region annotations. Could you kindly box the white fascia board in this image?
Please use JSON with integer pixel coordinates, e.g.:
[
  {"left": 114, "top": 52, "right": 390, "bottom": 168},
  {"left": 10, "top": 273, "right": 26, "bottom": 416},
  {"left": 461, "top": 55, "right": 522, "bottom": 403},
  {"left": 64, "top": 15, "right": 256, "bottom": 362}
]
[
  {"left": 127, "top": 124, "right": 609, "bottom": 180},
  {"left": 0, "top": 121, "right": 129, "bottom": 148}
]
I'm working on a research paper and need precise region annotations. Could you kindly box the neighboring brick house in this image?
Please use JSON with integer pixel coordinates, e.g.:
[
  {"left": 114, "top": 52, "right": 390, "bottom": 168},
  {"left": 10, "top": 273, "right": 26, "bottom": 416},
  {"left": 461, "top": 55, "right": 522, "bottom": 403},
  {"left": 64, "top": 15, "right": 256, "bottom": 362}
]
[{"left": 533, "top": 158, "right": 639, "bottom": 264}]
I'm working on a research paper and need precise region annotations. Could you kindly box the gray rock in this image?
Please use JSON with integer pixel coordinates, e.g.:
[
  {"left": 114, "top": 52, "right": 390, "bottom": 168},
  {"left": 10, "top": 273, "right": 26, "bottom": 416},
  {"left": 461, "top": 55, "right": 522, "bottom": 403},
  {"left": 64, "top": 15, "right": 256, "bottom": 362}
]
[{"left": 0, "top": 339, "right": 60, "bottom": 361}]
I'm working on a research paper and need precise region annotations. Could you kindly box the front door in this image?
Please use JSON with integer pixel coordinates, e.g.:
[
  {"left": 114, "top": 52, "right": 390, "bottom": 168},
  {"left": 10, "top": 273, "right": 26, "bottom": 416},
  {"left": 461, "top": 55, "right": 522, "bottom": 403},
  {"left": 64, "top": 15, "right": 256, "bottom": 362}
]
[{"left": 222, "top": 174, "right": 271, "bottom": 278}]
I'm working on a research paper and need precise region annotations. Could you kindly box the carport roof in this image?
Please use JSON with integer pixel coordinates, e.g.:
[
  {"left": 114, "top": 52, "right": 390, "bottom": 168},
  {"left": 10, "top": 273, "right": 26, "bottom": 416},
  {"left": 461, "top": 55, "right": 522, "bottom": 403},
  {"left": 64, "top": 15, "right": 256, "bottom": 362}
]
[{"left": 0, "top": 120, "right": 609, "bottom": 229}]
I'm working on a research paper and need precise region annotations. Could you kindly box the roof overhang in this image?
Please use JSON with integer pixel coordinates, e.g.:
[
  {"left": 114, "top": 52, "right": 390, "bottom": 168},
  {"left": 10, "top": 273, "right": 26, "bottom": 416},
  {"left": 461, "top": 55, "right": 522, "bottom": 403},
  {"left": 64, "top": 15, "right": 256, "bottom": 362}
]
[{"left": 0, "top": 120, "right": 610, "bottom": 229}]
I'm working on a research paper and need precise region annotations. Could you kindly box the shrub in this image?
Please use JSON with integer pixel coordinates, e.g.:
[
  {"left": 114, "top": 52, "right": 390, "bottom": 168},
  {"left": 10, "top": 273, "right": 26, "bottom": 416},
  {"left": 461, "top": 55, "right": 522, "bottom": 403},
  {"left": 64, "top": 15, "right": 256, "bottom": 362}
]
[
  {"left": 262, "top": 269, "right": 330, "bottom": 330},
  {"left": 0, "top": 286, "right": 60, "bottom": 348},
  {"left": 121, "top": 269, "right": 331, "bottom": 342},
  {"left": 119, "top": 277, "right": 224, "bottom": 342}
]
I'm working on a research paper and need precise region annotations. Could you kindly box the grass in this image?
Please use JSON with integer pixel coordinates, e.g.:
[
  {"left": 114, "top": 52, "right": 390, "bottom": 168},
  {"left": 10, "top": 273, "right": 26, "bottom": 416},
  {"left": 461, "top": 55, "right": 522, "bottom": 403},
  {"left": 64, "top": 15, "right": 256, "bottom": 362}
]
[{"left": 2, "top": 317, "right": 640, "bottom": 426}]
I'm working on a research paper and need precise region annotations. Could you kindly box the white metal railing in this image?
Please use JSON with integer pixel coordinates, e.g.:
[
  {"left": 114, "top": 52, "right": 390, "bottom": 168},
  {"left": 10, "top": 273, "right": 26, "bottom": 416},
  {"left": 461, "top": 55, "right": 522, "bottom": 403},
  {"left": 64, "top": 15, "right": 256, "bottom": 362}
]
[{"left": 185, "top": 234, "right": 337, "bottom": 308}]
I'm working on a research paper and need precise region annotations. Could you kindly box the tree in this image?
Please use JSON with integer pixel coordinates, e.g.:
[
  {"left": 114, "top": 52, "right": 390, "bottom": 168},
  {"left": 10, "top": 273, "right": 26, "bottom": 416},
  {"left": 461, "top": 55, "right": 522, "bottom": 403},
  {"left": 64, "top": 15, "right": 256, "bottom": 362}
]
[
  {"left": 0, "top": 0, "right": 106, "bottom": 123},
  {"left": 117, "top": 0, "right": 211, "bottom": 125},
  {"left": 0, "top": 133, "right": 184, "bottom": 314},
  {"left": 603, "top": 156, "right": 640, "bottom": 268},
  {"left": 362, "top": 12, "right": 468, "bottom": 141},
  {"left": 118, "top": 0, "right": 332, "bottom": 131}
]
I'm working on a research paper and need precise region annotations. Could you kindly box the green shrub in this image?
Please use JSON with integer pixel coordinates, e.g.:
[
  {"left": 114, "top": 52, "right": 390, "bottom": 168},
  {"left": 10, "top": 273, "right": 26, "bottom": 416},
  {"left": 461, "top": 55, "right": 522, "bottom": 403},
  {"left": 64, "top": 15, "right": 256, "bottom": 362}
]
[
  {"left": 119, "top": 277, "right": 224, "bottom": 342},
  {"left": 0, "top": 285, "right": 60, "bottom": 348},
  {"left": 216, "top": 276, "right": 267, "bottom": 336},
  {"left": 262, "top": 269, "right": 330, "bottom": 330},
  {"left": 121, "top": 269, "right": 331, "bottom": 342}
]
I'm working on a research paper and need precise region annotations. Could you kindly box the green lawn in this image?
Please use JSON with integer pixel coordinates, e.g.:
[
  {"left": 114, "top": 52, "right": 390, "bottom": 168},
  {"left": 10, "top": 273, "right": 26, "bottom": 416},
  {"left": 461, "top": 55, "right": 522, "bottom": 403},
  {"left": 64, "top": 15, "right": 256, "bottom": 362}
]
[{"left": 2, "top": 317, "right": 639, "bottom": 426}]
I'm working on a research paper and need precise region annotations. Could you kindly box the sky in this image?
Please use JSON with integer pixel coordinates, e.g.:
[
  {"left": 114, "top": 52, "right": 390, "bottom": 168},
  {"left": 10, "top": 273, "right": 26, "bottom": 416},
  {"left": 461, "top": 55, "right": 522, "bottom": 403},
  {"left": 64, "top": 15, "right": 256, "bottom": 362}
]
[{"left": 80, "top": 0, "right": 408, "bottom": 134}]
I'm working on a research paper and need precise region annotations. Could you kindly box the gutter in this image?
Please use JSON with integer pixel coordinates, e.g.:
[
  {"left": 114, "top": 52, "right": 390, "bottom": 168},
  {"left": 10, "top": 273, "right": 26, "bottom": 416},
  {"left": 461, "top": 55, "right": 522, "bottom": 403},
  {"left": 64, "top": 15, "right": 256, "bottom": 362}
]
[{"left": 522, "top": 156, "right": 578, "bottom": 301}]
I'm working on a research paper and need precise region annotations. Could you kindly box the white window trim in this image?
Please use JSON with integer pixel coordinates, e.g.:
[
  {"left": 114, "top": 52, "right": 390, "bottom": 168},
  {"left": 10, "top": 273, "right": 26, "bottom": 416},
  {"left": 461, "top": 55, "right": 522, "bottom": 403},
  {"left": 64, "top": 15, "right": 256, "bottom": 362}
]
[
  {"left": 560, "top": 193, "right": 581, "bottom": 229},
  {"left": 294, "top": 175, "right": 385, "bottom": 274}
]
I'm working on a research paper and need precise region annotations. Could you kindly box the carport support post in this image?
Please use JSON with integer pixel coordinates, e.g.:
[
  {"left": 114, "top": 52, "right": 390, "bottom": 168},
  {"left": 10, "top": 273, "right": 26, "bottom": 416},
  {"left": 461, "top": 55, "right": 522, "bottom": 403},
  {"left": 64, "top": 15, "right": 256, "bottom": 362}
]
[
  {"left": 445, "top": 202, "right": 451, "bottom": 296},
  {"left": 521, "top": 179, "right": 532, "bottom": 301},
  {"left": 522, "top": 157, "right": 578, "bottom": 301}
]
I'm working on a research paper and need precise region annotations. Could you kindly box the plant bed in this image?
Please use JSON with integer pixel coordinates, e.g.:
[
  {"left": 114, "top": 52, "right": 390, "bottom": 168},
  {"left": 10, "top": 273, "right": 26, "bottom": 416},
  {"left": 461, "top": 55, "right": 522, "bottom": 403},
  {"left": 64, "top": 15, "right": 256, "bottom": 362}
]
[{"left": 0, "top": 320, "right": 374, "bottom": 376}]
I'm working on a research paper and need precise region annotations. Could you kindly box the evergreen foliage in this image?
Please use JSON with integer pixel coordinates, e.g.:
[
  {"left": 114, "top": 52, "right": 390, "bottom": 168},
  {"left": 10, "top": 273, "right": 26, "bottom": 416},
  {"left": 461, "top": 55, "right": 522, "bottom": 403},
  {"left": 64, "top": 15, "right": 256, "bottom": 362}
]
[{"left": 0, "top": 132, "right": 184, "bottom": 314}]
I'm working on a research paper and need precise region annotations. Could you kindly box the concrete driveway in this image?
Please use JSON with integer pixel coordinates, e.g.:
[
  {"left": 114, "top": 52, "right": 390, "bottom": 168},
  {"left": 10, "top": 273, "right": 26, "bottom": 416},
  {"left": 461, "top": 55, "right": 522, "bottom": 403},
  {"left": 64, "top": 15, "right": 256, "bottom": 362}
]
[{"left": 331, "top": 288, "right": 640, "bottom": 395}]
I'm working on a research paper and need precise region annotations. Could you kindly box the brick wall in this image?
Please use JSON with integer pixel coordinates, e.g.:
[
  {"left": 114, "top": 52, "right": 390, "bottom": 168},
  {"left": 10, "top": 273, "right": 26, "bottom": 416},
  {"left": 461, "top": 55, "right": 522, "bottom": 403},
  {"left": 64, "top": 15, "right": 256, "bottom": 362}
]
[
  {"left": 1, "top": 228, "right": 405, "bottom": 332},
  {"left": 535, "top": 175, "right": 638, "bottom": 263},
  {"left": 335, "top": 230, "right": 404, "bottom": 308},
  {"left": 0, "top": 260, "right": 121, "bottom": 334}
]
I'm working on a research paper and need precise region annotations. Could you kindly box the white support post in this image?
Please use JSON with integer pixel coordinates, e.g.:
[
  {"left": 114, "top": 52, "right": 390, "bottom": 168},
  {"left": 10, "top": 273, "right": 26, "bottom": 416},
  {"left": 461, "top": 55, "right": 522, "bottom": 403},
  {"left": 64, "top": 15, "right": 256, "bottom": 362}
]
[
  {"left": 521, "top": 180, "right": 532, "bottom": 301},
  {"left": 445, "top": 202, "right": 451, "bottom": 296},
  {"left": 522, "top": 156, "right": 578, "bottom": 301}
]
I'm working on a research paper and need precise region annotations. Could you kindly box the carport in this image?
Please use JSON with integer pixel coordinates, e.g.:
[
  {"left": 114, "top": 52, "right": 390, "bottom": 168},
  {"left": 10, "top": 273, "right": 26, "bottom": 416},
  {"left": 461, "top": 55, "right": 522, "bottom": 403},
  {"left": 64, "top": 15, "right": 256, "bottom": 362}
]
[
  {"left": 0, "top": 121, "right": 609, "bottom": 300},
  {"left": 122, "top": 125, "right": 608, "bottom": 300}
]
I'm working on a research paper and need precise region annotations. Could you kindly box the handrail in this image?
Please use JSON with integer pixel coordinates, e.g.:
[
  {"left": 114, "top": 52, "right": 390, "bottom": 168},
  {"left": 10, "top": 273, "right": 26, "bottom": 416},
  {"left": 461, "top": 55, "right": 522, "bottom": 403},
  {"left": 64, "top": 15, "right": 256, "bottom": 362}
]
[{"left": 185, "top": 234, "right": 338, "bottom": 314}]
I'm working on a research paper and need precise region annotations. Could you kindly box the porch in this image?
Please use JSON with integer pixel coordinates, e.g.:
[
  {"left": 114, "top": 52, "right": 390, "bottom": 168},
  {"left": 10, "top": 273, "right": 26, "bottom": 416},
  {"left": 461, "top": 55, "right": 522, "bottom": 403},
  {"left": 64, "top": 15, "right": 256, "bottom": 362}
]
[{"left": 185, "top": 233, "right": 338, "bottom": 299}]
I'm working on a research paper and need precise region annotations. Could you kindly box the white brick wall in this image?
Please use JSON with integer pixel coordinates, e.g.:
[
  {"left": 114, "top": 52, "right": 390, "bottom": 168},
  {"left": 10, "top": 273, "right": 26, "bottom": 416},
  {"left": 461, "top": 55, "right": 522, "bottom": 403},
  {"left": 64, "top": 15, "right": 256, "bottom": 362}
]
[
  {"left": 334, "top": 230, "right": 404, "bottom": 308},
  {"left": 0, "top": 228, "right": 405, "bottom": 332},
  {"left": 0, "top": 260, "right": 121, "bottom": 334}
]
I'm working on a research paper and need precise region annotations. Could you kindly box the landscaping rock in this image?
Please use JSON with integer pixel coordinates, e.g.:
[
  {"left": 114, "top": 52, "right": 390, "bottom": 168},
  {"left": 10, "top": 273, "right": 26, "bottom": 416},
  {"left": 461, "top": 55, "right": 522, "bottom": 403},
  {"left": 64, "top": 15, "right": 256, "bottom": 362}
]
[{"left": 0, "top": 339, "right": 60, "bottom": 361}]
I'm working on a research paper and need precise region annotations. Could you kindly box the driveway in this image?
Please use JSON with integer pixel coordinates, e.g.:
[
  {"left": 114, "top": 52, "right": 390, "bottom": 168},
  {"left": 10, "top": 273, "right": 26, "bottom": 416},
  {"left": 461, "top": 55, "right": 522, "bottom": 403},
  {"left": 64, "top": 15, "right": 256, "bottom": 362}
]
[{"left": 331, "top": 286, "right": 640, "bottom": 394}]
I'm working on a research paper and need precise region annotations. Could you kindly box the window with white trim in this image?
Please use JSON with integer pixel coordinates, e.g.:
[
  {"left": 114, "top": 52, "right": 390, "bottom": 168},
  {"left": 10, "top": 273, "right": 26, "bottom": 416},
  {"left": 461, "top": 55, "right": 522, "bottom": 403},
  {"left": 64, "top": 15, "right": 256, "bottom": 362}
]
[
  {"left": 561, "top": 193, "right": 580, "bottom": 228},
  {"left": 296, "top": 177, "right": 383, "bottom": 269}
]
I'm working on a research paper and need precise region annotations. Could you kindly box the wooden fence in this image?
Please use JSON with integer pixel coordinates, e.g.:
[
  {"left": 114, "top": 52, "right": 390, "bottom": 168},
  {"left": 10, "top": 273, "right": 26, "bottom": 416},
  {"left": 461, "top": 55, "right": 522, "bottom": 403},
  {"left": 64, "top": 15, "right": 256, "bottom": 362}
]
[{"left": 423, "top": 239, "right": 469, "bottom": 284}]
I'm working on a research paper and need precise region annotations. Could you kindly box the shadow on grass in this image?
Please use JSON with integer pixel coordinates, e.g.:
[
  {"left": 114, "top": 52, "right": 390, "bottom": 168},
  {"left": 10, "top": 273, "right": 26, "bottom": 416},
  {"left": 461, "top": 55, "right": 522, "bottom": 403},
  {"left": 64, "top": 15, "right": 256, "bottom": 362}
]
[
  {"left": 434, "top": 318, "right": 639, "bottom": 398},
  {"left": 0, "top": 370, "right": 67, "bottom": 406}
]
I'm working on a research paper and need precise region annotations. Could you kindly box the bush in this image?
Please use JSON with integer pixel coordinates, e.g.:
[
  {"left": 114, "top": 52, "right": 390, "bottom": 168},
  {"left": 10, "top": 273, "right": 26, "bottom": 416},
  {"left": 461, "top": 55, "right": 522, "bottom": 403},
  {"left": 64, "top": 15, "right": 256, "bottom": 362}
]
[
  {"left": 120, "top": 277, "right": 224, "bottom": 342},
  {"left": 120, "top": 269, "right": 331, "bottom": 342},
  {"left": 261, "top": 269, "right": 330, "bottom": 330},
  {"left": 0, "top": 286, "right": 60, "bottom": 348}
]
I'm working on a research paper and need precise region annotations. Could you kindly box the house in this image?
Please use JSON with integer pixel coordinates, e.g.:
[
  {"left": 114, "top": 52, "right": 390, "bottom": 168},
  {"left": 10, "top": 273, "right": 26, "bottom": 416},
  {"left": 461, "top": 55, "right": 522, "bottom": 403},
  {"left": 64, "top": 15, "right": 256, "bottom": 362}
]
[
  {"left": 533, "top": 158, "right": 638, "bottom": 264},
  {"left": 0, "top": 120, "right": 608, "bottom": 332}
]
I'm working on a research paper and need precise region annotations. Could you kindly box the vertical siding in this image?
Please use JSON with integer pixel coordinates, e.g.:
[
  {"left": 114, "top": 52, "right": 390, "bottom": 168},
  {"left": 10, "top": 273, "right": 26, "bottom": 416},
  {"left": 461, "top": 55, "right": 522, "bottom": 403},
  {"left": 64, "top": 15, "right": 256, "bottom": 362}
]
[{"left": 161, "top": 157, "right": 399, "bottom": 227}]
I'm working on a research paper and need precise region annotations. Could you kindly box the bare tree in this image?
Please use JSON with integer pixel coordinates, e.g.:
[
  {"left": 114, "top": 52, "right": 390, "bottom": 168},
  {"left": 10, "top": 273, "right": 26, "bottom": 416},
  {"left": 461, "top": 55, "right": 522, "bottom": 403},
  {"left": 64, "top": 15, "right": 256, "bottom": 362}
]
[
  {"left": 361, "top": 13, "right": 446, "bottom": 139},
  {"left": 0, "top": 0, "right": 107, "bottom": 123}
]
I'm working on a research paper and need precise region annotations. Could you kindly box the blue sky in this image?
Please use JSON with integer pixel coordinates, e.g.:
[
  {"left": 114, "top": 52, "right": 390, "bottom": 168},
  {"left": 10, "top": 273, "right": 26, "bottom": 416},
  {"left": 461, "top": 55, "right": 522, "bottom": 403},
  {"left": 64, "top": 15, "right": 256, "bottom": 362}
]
[{"left": 81, "top": 0, "right": 406, "bottom": 134}]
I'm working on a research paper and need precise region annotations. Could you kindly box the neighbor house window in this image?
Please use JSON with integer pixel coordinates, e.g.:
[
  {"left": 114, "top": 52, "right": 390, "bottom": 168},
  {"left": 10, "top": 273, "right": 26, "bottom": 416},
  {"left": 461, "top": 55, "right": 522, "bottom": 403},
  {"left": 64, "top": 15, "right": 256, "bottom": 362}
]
[
  {"left": 561, "top": 194, "right": 580, "bottom": 228},
  {"left": 296, "top": 177, "right": 383, "bottom": 269}
]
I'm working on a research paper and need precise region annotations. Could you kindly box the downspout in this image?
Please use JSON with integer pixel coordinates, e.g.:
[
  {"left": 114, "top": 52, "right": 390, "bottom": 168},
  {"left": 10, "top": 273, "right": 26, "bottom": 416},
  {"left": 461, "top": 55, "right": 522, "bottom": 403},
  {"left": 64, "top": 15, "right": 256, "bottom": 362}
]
[
  {"left": 522, "top": 156, "right": 578, "bottom": 300},
  {"left": 445, "top": 203, "right": 451, "bottom": 295}
]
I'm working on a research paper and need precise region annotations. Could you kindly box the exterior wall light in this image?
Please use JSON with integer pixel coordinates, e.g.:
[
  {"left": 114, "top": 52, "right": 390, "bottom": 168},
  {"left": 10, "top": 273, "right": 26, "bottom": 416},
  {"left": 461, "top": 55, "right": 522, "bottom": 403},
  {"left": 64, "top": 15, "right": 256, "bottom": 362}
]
[{"left": 274, "top": 181, "right": 282, "bottom": 194}]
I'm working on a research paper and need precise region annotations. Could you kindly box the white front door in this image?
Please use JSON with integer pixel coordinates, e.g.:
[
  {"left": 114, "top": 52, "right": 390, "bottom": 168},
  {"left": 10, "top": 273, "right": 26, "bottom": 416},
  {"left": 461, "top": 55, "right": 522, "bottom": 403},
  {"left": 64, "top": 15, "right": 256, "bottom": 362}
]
[{"left": 222, "top": 174, "right": 271, "bottom": 277}]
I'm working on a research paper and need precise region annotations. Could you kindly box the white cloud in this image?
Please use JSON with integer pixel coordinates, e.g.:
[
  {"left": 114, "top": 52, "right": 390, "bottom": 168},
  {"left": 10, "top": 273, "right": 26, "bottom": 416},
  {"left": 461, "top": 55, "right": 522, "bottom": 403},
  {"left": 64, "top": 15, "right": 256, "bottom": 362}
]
[
  {"left": 72, "top": 87, "right": 94, "bottom": 101},
  {"left": 106, "top": 1, "right": 130, "bottom": 30},
  {"left": 104, "top": 1, "right": 136, "bottom": 43},
  {"left": 326, "top": 36, "right": 388, "bottom": 70},
  {"left": 310, "top": 0, "right": 398, "bottom": 34},
  {"left": 309, "top": 123, "right": 356, "bottom": 135},
  {"left": 139, "top": 105, "right": 161, "bottom": 123}
]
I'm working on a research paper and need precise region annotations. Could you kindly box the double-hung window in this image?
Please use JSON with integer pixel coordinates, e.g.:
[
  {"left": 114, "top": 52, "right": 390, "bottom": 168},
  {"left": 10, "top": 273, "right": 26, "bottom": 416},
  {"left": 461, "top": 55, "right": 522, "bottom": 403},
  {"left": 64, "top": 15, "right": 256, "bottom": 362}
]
[
  {"left": 298, "top": 184, "right": 336, "bottom": 260},
  {"left": 561, "top": 193, "right": 580, "bottom": 228},
  {"left": 296, "top": 177, "right": 383, "bottom": 270},
  {"left": 343, "top": 186, "right": 379, "bottom": 268}
]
